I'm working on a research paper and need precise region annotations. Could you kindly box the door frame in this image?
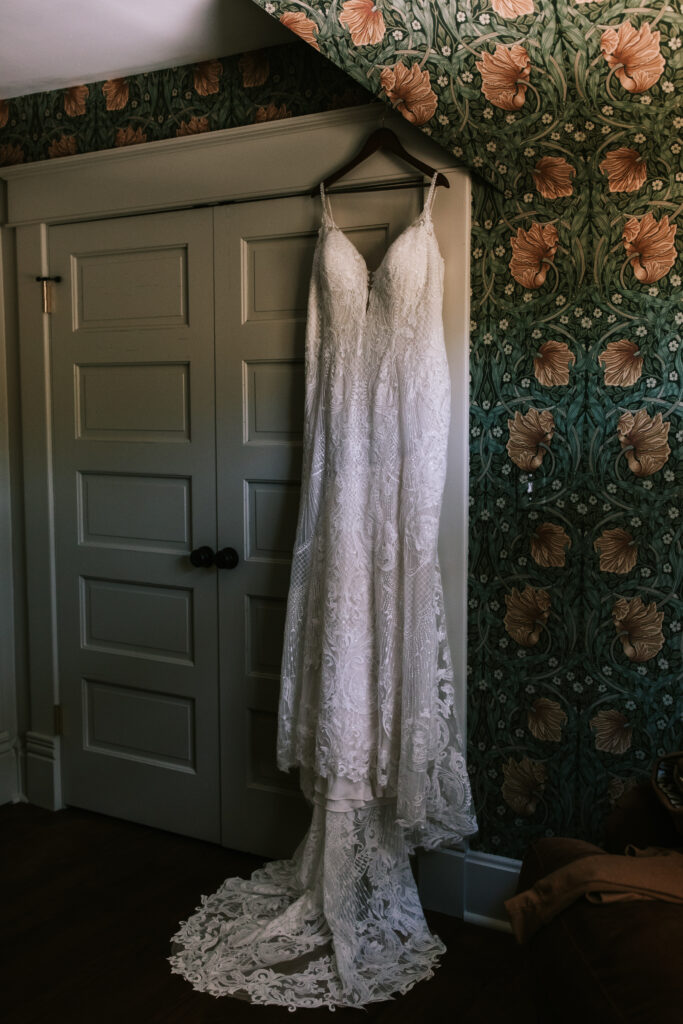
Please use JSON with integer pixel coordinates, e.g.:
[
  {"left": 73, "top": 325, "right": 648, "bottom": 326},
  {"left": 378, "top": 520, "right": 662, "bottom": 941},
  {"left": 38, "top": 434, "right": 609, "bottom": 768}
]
[{"left": 1, "top": 103, "right": 471, "bottom": 813}]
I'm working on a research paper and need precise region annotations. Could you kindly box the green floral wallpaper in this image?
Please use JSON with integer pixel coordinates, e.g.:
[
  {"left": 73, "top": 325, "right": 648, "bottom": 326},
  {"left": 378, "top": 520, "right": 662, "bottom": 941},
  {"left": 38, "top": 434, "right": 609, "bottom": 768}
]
[
  {"left": 0, "top": 42, "right": 367, "bottom": 164},
  {"left": 252, "top": 0, "right": 681, "bottom": 859},
  {"left": 1, "top": 0, "right": 680, "bottom": 859}
]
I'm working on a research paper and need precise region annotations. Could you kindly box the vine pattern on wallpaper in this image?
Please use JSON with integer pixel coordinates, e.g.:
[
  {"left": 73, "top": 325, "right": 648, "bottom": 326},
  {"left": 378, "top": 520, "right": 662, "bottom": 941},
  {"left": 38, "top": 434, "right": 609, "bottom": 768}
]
[
  {"left": 252, "top": 0, "right": 681, "bottom": 858},
  {"left": 0, "top": 42, "right": 368, "bottom": 164}
]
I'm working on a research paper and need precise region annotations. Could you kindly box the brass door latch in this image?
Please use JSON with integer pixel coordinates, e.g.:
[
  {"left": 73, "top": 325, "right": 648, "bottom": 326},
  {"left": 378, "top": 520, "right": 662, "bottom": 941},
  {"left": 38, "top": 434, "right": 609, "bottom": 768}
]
[{"left": 35, "top": 275, "right": 62, "bottom": 314}]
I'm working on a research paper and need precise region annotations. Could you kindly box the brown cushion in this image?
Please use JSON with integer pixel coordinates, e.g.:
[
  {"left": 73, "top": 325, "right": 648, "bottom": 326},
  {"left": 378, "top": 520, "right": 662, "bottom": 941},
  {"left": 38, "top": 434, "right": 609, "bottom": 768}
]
[{"left": 519, "top": 838, "right": 683, "bottom": 1024}]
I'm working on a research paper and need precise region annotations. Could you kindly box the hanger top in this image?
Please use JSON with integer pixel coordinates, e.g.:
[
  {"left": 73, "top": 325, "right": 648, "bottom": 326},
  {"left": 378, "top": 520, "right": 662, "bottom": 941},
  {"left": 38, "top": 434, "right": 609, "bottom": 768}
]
[{"left": 312, "top": 127, "right": 449, "bottom": 196}]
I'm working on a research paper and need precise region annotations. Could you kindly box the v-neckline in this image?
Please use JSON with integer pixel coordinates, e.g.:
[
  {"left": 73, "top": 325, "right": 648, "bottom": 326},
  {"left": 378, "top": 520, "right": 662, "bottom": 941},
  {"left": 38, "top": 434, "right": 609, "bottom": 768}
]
[{"left": 325, "top": 212, "right": 431, "bottom": 284}]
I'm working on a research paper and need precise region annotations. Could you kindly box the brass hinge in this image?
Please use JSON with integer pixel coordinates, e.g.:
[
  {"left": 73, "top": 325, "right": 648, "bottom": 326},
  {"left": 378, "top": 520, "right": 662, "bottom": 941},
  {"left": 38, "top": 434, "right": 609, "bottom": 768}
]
[
  {"left": 54, "top": 703, "right": 63, "bottom": 736},
  {"left": 35, "top": 275, "right": 62, "bottom": 314}
]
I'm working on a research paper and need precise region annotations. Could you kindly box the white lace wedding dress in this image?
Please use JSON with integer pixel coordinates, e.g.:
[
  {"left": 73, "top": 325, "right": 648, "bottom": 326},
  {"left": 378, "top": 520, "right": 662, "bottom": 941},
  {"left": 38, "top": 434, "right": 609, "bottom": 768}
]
[{"left": 169, "top": 176, "right": 477, "bottom": 1009}]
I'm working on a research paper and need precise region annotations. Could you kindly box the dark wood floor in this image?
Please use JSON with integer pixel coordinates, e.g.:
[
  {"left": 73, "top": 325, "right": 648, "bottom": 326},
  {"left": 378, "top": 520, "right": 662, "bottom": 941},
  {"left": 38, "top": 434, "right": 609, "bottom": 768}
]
[{"left": 1, "top": 803, "right": 536, "bottom": 1023}]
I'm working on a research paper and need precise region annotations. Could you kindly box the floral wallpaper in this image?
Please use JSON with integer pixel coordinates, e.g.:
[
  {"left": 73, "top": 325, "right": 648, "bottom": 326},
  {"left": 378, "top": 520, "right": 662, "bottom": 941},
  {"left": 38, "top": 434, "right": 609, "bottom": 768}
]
[
  {"left": 1, "top": 0, "right": 680, "bottom": 859},
  {"left": 251, "top": 0, "right": 682, "bottom": 858},
  {"left": 0, "top": 42, "right": 367, "bottom": 165}
]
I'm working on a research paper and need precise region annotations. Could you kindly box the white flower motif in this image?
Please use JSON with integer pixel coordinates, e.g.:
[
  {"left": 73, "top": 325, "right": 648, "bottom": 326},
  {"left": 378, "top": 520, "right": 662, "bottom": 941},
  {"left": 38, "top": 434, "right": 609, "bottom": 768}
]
[
  {"left": 505, "top": 283, "right": 514, "bottom": 295},
  {"left": 612, "top": 293, "right": 623, "bottom": 304},
  {"left": 574, "top": 131, "right": 586, "bottom": 142},
  {"left": 461, "top": 71, "right": 473, "bottom": 83},
  {"left": 635, "top": 325, "right": 648, "bottom": 336},
  {"left": 441, "top": 45, "right": 451, "bottom": 56},
  {"left": 437, "top": 75, "right": 448, "bottom": 87},
  {"left": 607, "top": 314, "right": 616, "bottom": 323},
  {"left": 581, "top": 317, "right": 592, "bottom": 329},
  {"left": 670, "top": 274, "right": 681, "bottom": 287},
  {"left": 495, "top": 245, "right": 506, "bottom": 257},
  {"left": 662, "top": 81, "right": 674, "bottom": 93},
  {"left": 499, "top": 318, "right": 509, "bottom": 330},
  {"left": 601, "top": 125, "right": 610, "bottom": 134},
  {"left": 669, "top": 370, "right": 679, "bottom": 381},
  {"left": 483, "top": 107, "right": 494, "bottom": 120},
  {"left": 412, "top": 19, "right": 421, "bottom": 30},
  {"left": 393, "top": 29, "right": 403, "bottom": 40},
  {"left": 670, "top": 38, "right": 681, "bottom": 51},
  {"left": 634, "top": 132, "right": 646, "bottom": 143},
  {"left": 671, "top": 143, "right": 681, "bottom": 154},
  {"left": 523, "top": 192, "right": 534, "bottom": 203},
  {"left": 651, "top": 179, "right": 664, "bottom": 191},
  {"left": 550, "top": 131, "right": 561, "bottom": 141},
  {"left": 457, "top": 11, "right": 466, "bottom": 22},
  {"left": 479, "top": 13, "right": 490, "bottom": 23},
  {"left": 585, "top": 121, "right": 594, "bottom": 130},
  {"left": 648, "top": 286, "right": 659, "bottom": 296},
  {"left": 524, "top": 147, "right": 535, "bottom": 157},
  {"left": 640, "top": 95, "right": 652, "bottom": 105},
  {"left": 602, "top": 105, "right": 613, "bottom": 116},
  {"left": 646, "top": 376, "right": 657, "bottom": 387}
]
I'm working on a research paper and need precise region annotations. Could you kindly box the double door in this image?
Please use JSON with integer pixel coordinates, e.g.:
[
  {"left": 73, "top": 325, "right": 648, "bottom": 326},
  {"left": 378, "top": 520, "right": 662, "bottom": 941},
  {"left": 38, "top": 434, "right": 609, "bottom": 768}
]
[{"left": 48, "top": 188, "right": 419, "bottom": 856}]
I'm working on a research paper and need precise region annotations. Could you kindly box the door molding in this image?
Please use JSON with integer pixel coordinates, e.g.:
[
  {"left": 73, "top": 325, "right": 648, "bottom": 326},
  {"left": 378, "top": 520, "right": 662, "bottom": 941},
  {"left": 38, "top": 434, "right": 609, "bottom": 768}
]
[{"left": 1, "top": 105, "right": 470, "bottom": 815}]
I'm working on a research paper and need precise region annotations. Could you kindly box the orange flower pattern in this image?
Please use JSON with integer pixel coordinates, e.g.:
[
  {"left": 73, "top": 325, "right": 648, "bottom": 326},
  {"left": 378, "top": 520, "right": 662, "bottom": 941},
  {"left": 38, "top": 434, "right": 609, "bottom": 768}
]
[
  {"left": 509, "top": 223, "right": 559, "bottom": 289},
  {"left": 380, "top": 63, "right": 437, "bottom": 125},
  {"left": 502, "top": 757, "right": 547, "bottom": 815},
  {"left": 612, "top": 597, "right": 664, "bottom": 662},
  {"left": 601, "top": 21, "right": 665, "bottom": 94},
  {"left": 0, "top": 143, "right": 23, "bottom": 165},
  {"left": 533, "top": 340, "right": 575, "bottom": 386},
  {"left": 64, "top": 85, "right": 88, "bottom": 117},
  {"left": 528, "top": 698, "right": 567, "bottom": 742},
  {"left": 176, "top": 117, "right": 210, "bottom": 137},
  {"left": 254, "top": 103, "right": 292, "bottom": 122},
  {"left": 239, "top": 51, "right": 270, "bottom": 88},
  {"left": 506, "top": 408, "right": 555, "bottom": 470},
  {"left": 531, "top": 522, "right": 571, "bottom": 568},
  {"left": 114, "top": 126, "right": 147, "bottom": 147},
  {"left": 504, "top": 586, "right": 551, "bottom": 646},
  {"left": 599, "top": 148, "right": 646, "bottom": 193},
  {"left": 617, "top": 410, "right": 670, "bottom": 476},
  {"left": 532, "top": 156, "right": 575, "bottom": 199},
  {"left": 193, "top": 60, "right": 223, "bottom": 96},
  {"left": 598, "top": 339, "right": 643, "bottom": 387},
  {"left": 491, "top": 0, "right": 535, "bottom": 17},
  {"left": 476, "top": 44, "right": 530, "bottom": 110},
  {"left": 102, "top": 79, "right": 129, "bottom": 111},
  {"left": 594, "top": 528, "right": 637, "bottom": 574},
  {"left": 339, "top": 0, "right": 386, "bottom": 46},
  {"left": 280, "top": 11, "right": 320, "bottom": 50},
  {"left": 48, "top": 136, "right": 77, "bottom": 158},
  {"left": 590, "top": 709, "right": 632, "bottom": 755},
  {"left": 623, "top": 213, "right": 677, "bottom": 285}
]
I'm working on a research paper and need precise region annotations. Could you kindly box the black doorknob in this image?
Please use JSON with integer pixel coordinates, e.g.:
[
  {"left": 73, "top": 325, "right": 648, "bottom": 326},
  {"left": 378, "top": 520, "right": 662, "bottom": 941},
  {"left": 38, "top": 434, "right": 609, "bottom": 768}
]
[
  {"left": 189, "top": 545, "right": 215, "bottom": 568},
  {"left": 215, "top": 547, "right": 239, "bottom": 570}
]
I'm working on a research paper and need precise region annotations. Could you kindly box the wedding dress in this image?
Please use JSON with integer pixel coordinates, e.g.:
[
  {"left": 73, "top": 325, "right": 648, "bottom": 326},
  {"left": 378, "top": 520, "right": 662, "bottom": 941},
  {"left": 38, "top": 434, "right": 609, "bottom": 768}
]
[{"left": 169, "top": 175, "right": 477, "bottom": 1009}]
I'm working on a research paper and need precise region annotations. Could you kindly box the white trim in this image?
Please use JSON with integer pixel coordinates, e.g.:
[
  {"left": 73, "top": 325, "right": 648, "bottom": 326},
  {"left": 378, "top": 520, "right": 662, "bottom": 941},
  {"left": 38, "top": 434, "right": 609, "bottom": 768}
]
[
  {"left": 25, "top": 731, "right": 62, "bottom": 810},
  {"left": 418, "top": 848, "right": 521, "bottom": 929}
]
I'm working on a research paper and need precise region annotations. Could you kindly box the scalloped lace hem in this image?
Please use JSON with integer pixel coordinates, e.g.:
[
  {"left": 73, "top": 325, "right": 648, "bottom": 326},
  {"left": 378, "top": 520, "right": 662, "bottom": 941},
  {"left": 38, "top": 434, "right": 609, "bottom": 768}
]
[{"left": 169, "top": 802, "right": 449, "bottom": 1009}]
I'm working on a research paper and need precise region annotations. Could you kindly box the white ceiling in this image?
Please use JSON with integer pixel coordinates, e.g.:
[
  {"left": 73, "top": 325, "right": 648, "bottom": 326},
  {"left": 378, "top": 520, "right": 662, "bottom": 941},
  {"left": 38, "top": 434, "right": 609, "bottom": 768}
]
[{"left": 0, "top": 0, "right": 291, "bottom": 99}]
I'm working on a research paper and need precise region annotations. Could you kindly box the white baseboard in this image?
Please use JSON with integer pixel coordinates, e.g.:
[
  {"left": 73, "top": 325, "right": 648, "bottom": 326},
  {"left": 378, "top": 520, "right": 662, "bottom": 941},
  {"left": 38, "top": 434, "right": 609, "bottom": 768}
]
[
  {"left": 25, "top": 731, "right": 63, "bottom": 810},
  {"left": 417, "top": 846, "right": 521, "bottom": 931},
  {"left": 0, "top": 732, "right": 20, "bottom": 804}
]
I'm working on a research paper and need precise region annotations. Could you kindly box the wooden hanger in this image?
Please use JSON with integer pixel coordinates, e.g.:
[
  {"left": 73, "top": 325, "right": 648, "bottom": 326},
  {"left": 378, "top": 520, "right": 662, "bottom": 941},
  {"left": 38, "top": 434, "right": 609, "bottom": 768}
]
[{"left": 313, "top": 127, "right": 449, "bottom": 195}]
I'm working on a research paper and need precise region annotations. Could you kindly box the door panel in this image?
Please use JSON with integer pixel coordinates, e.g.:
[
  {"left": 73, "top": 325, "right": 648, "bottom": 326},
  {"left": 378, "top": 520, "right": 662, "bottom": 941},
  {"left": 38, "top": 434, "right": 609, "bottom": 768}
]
[
  {"left": 215, "top": 190, "right": 420, "bottom": 858},
  {"left": 50, "top": 209, "right": 220, "bottom": 840}
]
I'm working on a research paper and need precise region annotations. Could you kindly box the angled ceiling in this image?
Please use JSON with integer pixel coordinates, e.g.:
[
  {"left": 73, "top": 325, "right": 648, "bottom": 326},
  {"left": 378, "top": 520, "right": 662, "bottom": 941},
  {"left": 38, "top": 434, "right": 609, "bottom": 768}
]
[{"left": 0, "top": 0, "right": 290, "bottom": 99}]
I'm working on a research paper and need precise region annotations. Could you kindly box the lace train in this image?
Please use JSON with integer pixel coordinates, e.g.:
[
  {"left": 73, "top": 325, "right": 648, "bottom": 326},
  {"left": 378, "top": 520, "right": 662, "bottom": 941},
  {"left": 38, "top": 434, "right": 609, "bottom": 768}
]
[{"left": 169, "top": 802, "right": 447, "bottom": 1010}]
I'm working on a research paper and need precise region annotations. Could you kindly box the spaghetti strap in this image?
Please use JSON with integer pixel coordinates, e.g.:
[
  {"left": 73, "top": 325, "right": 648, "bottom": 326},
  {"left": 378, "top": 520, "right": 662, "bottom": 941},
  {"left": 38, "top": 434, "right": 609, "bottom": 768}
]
[
  {"left": 422, "top": 173, "right": 439, "bottom": 222},
  {"left": 320, "top": 183, "right": 336, "bottom": 229}
]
